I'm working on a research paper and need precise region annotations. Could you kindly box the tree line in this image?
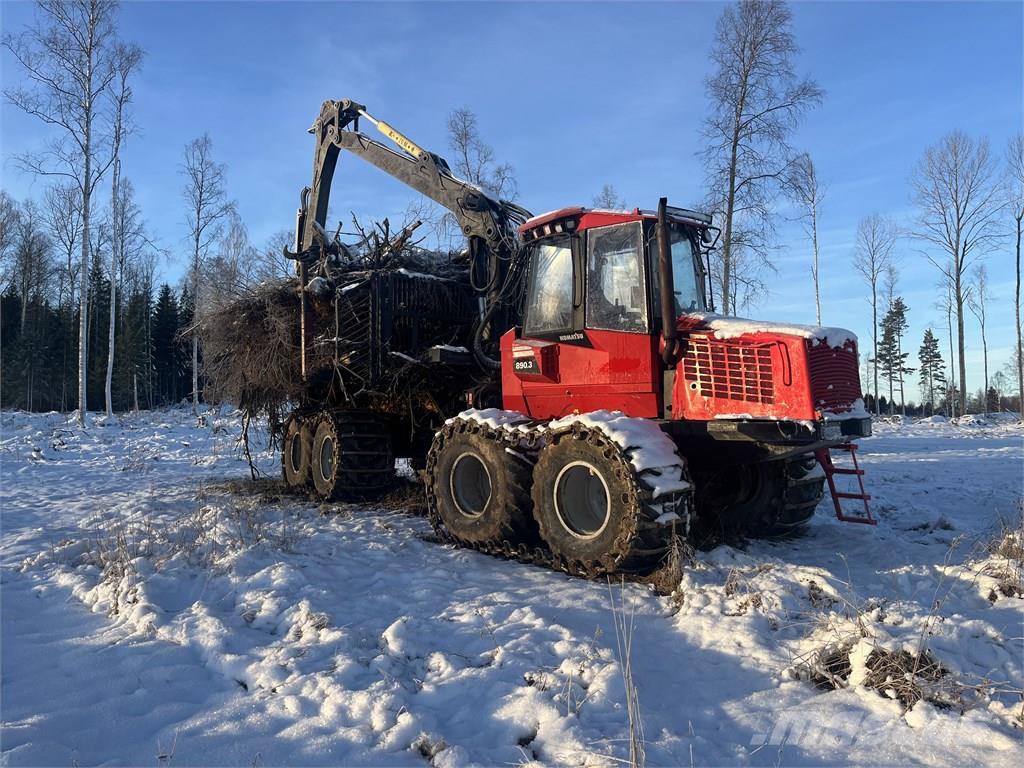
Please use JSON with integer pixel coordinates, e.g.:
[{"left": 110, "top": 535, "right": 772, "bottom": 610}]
[
  {"left": 0, "top": 181, "right": 291, "bottom": 414},
  {"left": 0, "top": 198, "right": 196, "bottom": 411},
  {"left": 2, "top": 0, "right": 1021, "bottom": 420},
  {"left": 590, "top": 1, "right": 1021, "bottom": 418},
  {"left": 1, "top": 1, "right": 291, "bottom": 421}
]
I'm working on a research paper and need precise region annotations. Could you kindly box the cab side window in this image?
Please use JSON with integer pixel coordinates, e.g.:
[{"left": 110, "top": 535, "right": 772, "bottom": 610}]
[
  {"left": 523, "top": 239, "right": 574, "bottom": 335},
  {"left": 586, "top": 222, "right": 648, "bottom": 333}
]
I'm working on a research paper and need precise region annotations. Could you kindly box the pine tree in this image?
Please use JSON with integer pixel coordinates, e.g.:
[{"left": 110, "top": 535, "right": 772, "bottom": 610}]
[
  {"left": 918, "top": 329, "right": 946, "bottom": 416},
  {"left": 877, "top": 297, "right": 914, "bottom": 415},
  {"left": 876, "top": 316, "right": 899, "bottom": 415}
]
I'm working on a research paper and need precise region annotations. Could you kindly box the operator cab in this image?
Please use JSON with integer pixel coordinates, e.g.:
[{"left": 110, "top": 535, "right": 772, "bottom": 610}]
[
  {"left": 501, "top": 205, "right": 713, "bottom": 419},
  {"left": 518, "top": 206, "right": 709, "bottom": 339}
]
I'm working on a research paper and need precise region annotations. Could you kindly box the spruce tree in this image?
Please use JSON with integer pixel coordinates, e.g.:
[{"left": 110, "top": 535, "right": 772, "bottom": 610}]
[
  {"left": 151, "top": 284, "right": 180, "bottom": 406},
  {"left": 86, "top": 255, "right": 111, "bottom": 411}
]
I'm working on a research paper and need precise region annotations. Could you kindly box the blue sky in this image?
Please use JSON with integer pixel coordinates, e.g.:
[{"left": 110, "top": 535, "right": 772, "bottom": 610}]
[{"left": 1, "top": 0, "right": 1021, "bottom": 397}]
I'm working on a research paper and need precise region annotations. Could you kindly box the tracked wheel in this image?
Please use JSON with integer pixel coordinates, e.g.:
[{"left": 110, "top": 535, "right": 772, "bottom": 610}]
[
  {"left": 692, "top": 455, "right": 826, "bottom": 540},
  {"left": 281, "top": 414, "right": 313, "bottom": 488},
  {"left": 310, "top": 411, "right": 395, "bottom": 501},
  {"left": 530, "top": 425, "right": 674, "bottom": 575},
  {"left": 775, "top": 454, "right": 827, "bottom": 535},
  {"left": 425, "top": 418, "right": 534, "bottom": 546}
]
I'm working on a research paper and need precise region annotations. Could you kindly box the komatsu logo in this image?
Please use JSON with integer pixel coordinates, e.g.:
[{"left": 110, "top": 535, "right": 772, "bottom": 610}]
[{"left": 558, "top": 332, "right": 585, "bottom": 342}]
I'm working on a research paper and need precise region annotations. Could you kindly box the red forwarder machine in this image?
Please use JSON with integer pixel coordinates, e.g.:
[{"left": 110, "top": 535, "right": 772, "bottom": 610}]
[{"left": 281, "top": 100, "right": 875, "bottom": 580}]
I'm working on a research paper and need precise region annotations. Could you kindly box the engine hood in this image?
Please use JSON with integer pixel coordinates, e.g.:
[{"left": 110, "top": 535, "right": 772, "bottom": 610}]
[{"left": 677, "top": 312, "right": 857, "bottom": 350}]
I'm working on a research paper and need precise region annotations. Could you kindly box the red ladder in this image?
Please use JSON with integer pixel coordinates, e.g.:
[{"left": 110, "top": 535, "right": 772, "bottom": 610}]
[{"left": 814, "top": 443, "right": 876, "bottom": 525}]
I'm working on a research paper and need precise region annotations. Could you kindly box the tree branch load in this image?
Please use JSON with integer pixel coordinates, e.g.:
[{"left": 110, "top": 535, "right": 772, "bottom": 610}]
[{"left": 196, "top": 217, "right": 485, "bottom": 434}]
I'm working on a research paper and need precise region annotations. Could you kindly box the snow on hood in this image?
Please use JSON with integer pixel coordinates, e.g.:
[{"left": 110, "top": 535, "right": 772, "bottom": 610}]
[{"left": 683, "top": 312, "right": 857, "bottom": 349}]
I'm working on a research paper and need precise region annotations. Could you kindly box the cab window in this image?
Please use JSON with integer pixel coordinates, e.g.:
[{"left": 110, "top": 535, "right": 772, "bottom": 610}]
[
  {"left": 586, "top": 222, "right": 648, "bottom": 333},
  {"left": 650, "top": 225, "right": 705, "bottom": 321},
  {"left": 523, "top": 238, "right": 573, "bottom": 335}
]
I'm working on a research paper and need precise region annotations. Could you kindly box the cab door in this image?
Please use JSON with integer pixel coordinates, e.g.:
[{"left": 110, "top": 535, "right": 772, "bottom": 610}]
[{"left": 502, "top": 221, "right": 661, "bottom": 419}]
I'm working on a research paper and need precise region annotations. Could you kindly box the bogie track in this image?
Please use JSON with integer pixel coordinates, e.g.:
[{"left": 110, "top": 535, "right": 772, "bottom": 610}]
[
  {"left": 690, "top": 454, "right": 827, "bottom": 542},
  {"left": 281, "top": 414, "right": 313, "bottom": 488},
  {"left": 303, "top": 410, "right": 395, "bottom": 501},
  {"left": 424, "top": 413, "right": 693, "bottom": 583},
  {"left": 281, "top": 407, "right": 828, "bottom": 588}
]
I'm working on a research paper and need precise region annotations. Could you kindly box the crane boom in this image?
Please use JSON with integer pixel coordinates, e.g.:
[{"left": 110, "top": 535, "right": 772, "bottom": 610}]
[
  {"left": 294, "top": 99, "right": 527, "bottom": 269},
  {"left": 288, "top": 99, "right": 530, "bottom": 372}
]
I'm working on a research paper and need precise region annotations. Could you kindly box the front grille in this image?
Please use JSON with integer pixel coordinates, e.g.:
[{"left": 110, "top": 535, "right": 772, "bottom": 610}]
[
  {"left": 682, "top": 336, "right": 775, "bottom": 404},
  {"left": 807, "top": 341, "right": 861, "bottom": 412}
]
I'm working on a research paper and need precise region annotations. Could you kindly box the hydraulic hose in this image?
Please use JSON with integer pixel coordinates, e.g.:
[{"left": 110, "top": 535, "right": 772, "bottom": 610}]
[{"left": 473, "top": 301, "right": 502, "bottom": 371}]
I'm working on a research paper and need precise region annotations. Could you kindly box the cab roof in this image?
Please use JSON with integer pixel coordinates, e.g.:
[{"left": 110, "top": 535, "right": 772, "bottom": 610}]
[{"left": 518, "top": 205, "right": 712, "bottom": 240}]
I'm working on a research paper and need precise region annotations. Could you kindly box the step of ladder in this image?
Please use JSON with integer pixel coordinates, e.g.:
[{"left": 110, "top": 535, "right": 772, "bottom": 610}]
[{"left": 814, "top": 443, "right": 876, "bottom": 525}]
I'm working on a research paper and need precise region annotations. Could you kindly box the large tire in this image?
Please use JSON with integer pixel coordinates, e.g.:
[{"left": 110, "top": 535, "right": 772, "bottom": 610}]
[
  {"left": 310, "top": 411, "right": 395, "bottom": 501},
  {"left": 776, "top": 455, "right": 827, "bottom": 534},
  {"left": 425, "top": 419, "right": 534, "bottom": 545},
  {"left": 693, "top": 455, "right": 825, "bottom": 539},
  {"left": 281, "top": 415, "right": 312, "bottom": 488},
  {"left": 530, "top": 426, "right": 670, "bottom": 575}
]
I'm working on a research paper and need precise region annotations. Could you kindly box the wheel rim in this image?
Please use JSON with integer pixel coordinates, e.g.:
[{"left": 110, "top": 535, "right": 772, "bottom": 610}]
[
  {"left": 319, "top": 435, "right": 335, "bottom": 482},
  {"left": 289, "top": 430, "right": 303, "bottom": 472},
  {"left": 450, "top": 452, "right": 492, "bottom": 518},
  {"left": 554, "top": 460, "right": 611, "bottom": 539}
]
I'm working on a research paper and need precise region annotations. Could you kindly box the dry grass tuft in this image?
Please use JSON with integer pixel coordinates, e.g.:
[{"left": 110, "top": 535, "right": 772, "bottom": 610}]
[
  {"left": 803, "top": 641, "right": 854, "bottom": 691},
  {"left": 861, "top": 647, "right": 953, "bottom": 708},
  {"left": 983, "top": 503, "right": 1024, "bottom": 601}
]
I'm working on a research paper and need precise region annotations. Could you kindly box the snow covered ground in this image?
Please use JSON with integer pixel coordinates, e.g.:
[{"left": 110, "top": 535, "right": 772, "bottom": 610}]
[{"left": 1, "top": 408, "right": 1021, "bottom": 766}]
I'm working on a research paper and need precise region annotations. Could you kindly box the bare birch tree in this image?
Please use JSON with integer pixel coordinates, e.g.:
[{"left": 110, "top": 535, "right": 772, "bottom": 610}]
[
  {"left": 911, "top": 131, "right": 1004, "bottom": 414},
  {"left": 447, "top": 108, "right": 517, "bottom": 200},
  {"left": 1009, "top": 133, "right": 1024, "bottom": 419},
  {"left": 250, "top": 230, "right": 295, "bottom": 285},
  {"left": 593, "top": 184, "right": 626, "bottom": 209},
  {"left": 181, "top": 134, "right": 235, "bottom": 414},
  {"left": 203, "top": 213, "right": 258, "bottom": 309},
  {"left": 104, "top": 43, "right": 142, "bottom": 417},
  {"left": 701, "top": 0, "right": 822, "bottom": 314},
  {"left": 852, "top": 214, "right": 897, "bottom": 415},
  {"left": 0, "top": 193, "right": 22, "bottom": 292},
  {"left": 786, "top": 152, "right": 825, "bottom": 323},
  {"left": 414, "top": 108, "right": 519, "bottom": 249},
  {"left": 967, "top": 263, "right": 991, "bottom": 412},
  {"left": 13, "top": 201, "right": 52, "bottom": 334},
  {"left": 398, "top": 108, "right": 518, "bottom": 250},
  {"left": 882, "top": 260, "right": 899, "bottom": 311},
  {"left": 43, "top": 183, "right": 84, "bottom": 312},
  {"left": 3, "top": 0, "right": 124, "bottom": 425},
  {"left": 936, "top": 281, "right": 958, "bottom": 417},
  {"left": 41, "top": 183, "right": 84, "bottom": 410}
]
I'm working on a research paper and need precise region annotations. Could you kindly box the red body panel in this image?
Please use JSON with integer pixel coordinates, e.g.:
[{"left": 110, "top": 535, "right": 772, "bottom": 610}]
[
  {"left": 672, "top": 331, "right": 817, "bottom": 421},
  {"left": 502, "top": 323, "right": 863, "bottom": 423},
  {"left": 806, "top": 340, "right": 862, "bottom": 413},
  {"left": 501, "top": 329, "right": 661, "bottom": 418}
]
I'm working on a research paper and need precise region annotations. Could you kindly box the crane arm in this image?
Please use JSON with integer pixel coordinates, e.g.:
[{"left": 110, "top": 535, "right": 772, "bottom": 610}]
[
  {"left": 294, "top": 99, "right": 526, "bottom": 263},
  {"left": 289, "top": 99, "right": 529, "bottom": 373}
]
